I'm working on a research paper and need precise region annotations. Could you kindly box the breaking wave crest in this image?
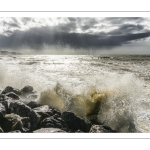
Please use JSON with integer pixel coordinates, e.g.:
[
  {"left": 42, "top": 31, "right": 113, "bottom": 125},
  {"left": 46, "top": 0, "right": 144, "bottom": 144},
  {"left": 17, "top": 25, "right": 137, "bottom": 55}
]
[{"left": 38, "top": 73, "right": 144, "bottom": 133}]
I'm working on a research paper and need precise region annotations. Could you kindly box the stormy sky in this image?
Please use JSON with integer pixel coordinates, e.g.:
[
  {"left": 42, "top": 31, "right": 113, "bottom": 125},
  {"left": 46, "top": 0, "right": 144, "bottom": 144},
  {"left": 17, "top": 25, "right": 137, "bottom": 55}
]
[{"left": 0, "top": 17, "right": 150, "bottom": 54}]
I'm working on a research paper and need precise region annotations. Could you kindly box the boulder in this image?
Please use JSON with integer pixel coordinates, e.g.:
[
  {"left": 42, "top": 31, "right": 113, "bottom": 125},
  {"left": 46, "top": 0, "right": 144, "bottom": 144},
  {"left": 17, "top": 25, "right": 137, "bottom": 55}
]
[
  {"left": 5, "top": 92, "right": 19, "bottom": 100},
  {"left": 33, "top": 105, "right": 51, "bottom": 120},
  {"left": 21, "top": 85, "right": 34, "bottom": 96},
  {"left": 27, "top": 94, "right": 38, "bottom": 100},
  {"left": 49, "top": 106, "right": 61, "bottom": 117},
  {"left": 33, "top": 128, "right": 66, "bottom": 133},
  {"left": 9, "top": 130, "right": 22, "bottom": 133},
  {"left": 26, "top": 101, "right": 42, "bottom": 109},
  {"left": 0, "top": 103, "right": 6, "bottom": 118},
  {"left": 89, "top": 125, "right": 116, "bottom": 133},
  {"left": 2, "top": 99, "right": 41, "bottom": 131},
  {"left": 40, "top": 114, "right": 68, "bottom": 131},
  {"left": 0, "top": 94, "right": 7, "bottom": 101},
  {"left": 61, "top": 111, "right": 90, "bottom": 132},
  {"left": 0, "top": 126, "right": 4, "bottom": 133},
  {"left": 1, "top": 113, "right": 30, "bottom": 132},
  {"left": 2, "top": 86, "right": 21, "bottom": 95}
]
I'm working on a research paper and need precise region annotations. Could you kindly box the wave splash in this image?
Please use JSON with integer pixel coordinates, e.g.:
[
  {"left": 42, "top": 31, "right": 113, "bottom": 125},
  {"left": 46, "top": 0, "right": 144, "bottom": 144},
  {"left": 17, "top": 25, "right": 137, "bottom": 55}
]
[
  {"left": 38, "top": 73, "right": 144, "bottom": 132},
  {"left": 0, "top": 59, "right": 146, "bottom": 132}
]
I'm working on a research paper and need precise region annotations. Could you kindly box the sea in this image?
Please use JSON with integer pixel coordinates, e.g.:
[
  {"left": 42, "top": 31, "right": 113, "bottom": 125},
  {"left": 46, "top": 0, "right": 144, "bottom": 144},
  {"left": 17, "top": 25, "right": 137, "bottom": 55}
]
[{"left": 0, "top": 54, "right": 150, "bottom": 133}]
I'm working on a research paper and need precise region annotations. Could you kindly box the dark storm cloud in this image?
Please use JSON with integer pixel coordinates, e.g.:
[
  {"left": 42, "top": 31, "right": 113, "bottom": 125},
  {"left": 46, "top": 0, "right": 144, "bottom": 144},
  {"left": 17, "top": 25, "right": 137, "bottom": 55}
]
[
  {"left": 0, "top": 17, "right": 149, "bottom": 53},
  {"left": 0, "top": 26, "right": 150, "bottom": 50},
  {"left": 81, "top": 25, "right": 92, "bottom": 30}
]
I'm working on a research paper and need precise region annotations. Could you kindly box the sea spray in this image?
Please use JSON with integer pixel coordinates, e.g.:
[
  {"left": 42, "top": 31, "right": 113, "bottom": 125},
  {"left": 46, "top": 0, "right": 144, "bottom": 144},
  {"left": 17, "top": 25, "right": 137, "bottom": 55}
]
[
  {"left": 0, "top": 55, "right": 148, "bottom": 132},
  {"left": 39, "top": 72, "right": 145, "bottom": 132}
]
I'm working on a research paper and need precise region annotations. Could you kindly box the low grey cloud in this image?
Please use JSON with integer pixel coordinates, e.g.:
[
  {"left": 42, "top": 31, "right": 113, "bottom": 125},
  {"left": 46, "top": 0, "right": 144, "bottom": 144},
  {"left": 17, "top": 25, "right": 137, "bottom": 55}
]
[
  {"left": 103, "top": 17, "right": 145, "bottom": 24},
  {"left": 108, "top": 24, "right": 146, "bottom": 35},
  {"left": 8, "top": 23, "right": 21, "bottom": 28},
  {"left": 21, "top": 18, "right": 32, "bottom": 24}
]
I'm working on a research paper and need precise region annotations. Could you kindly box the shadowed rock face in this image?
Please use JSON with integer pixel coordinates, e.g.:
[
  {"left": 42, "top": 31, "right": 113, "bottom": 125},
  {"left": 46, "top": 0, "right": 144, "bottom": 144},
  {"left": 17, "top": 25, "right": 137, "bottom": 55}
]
[
  {"left": 2, "top": 99, "right": 41, "bottom": 131},
  {"left": 1, "top": 113, "right": 30, "bottom": 132},
  {"left": 61, "top": 111, "right": 91, "bottom": 132},
  {"left": 5, "top": 92, "right": 20, "bottom": 100},
  {"left": 0, "top": 103, "right": 6, "bottom": 118},
  {"left": 40, "top": 115, "right": 68, "bottom": 131},
  {"left": 2, "top": 86, "right": 21, "bottom": 95},
  {"left": 26, "top": 101, "right": 42, "bottom": 109},
  {"left": 33, "top": 128, "right": 66, "bottom": 133},
  {"left": 33, "top": 105, "right": 52, "bottom": 120},
  {"left": 21, "top": 85, "right": 34, "bottom": 96}
]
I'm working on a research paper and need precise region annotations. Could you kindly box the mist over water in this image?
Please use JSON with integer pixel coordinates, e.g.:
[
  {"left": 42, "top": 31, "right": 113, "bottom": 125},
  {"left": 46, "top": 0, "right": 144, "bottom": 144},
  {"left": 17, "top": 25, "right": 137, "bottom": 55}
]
[{"left": 0, "top": 54, "right": 150, "bottom": 132}]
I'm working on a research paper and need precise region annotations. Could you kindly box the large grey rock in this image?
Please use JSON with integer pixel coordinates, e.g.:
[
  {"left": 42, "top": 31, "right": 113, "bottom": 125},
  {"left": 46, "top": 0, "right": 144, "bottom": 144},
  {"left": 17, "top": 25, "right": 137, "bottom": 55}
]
[
  {"left": 33, "top": 128, "right": 66, "bottom": 133},
  {"left": 5, "top": 92, "right": 20, "bottom": 100},
  {"left": 89, "top": 125, "right": 116, "bottom": 133},
  {"left": 21, "top": 85, "right": 34, "bottom": 95},
  {"left": 0, "top": 126, "right": 4, "bottom": 133},
  {"left": 33, "top": 105, "right": 62, "bottom": 120},
  {"left": 49, "top": 106, "right": 61, "bottom": 117},
  {"left": 9, "top": 130, "right": 22, "bottom": 133},
  {"left": 26, "top": 101, "right": 42, "bottom": 109},
  {"left": 1, "top": 113, "right": 30, "bottom": 132},
  {"left": 2, "top": 99, "right": 41, "bottom": 130},
  {"left": 33, "top": 105, "right": 49, "bottom": 112},
  {"left": 0, "top": 103, "right": 6, "bottom": 118},
  {"left": 40, "top": 114, "right": 68, "bottom": 131},
  {"left": 2, "top": 86, "right": 21, "bottom": 95},
  {"left": 61, "top": 111, "right": 90, "bottom": 132},
  {"left": 27, "top": 94, "right": 38, "bottom": 100},
  {"left": 33, "top": 105, "right": 51, "bottom": 120}
]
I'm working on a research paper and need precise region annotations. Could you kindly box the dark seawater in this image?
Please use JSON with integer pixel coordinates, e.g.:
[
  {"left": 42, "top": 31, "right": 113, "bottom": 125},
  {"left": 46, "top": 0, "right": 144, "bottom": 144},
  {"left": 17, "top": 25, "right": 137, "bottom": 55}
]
[{"left": 1, "top": 54, "right": 150, "bottom": 132}]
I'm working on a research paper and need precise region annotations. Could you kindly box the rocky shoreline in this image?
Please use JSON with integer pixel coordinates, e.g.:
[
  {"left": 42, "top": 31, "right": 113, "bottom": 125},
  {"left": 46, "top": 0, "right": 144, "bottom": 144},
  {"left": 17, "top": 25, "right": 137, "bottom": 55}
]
[{"left": 0, "top": 85, "right": 116, "bottom": 133}]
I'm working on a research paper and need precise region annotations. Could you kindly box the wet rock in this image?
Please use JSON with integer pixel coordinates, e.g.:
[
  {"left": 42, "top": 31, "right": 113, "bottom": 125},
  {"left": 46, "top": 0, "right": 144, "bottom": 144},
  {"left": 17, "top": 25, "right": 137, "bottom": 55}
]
[
  {"left": 61, "top": 111, "right": 90, "bottom": 132},
  {"left": 0, "top": 126, "right": 4, "bottom": 133},
  {"left": 49, "top": 106, "right": 61, "bottom": 117},
  {"left": 2, "top": 99, "right": 41, "bottom": 131},
  {"left": 33, "top": 105, "right": 49, "bottom": 112},
  {"left": 1, "top": 113, "right": 30, "bottom": 132},
  {"left": 2, "top": 86, "right": 21, "bottom": 95},
  {"left": 0, "top": 94, "right": 3, "bottom": 101},
  {"left": 5, "top": 92, "right": 20, "bottom": 100},
  {"left": 33, "top": 105, "right": 51, "bottom": 120},
  {"left": 26, "top": 101, "right": 42, "bottom": 109},
  {"left": 89, "top": 125, "right": 116, "bottom": 133},
  {"left": 9, "top": 130, "right": 21, "bottom": 133},
  {"left": 21, "top": 85, "right": 34, "bottom": 95},
  {"left": 33, "top": 128, "right": 66, "bottom": 133},
  {"left": 0, "top": 94, "right": 6, "bottom": 101},
  {"left": 40, "top": 115, "right": 68, "bottom": 131},
  {"left": 27, "top": 94, "right": 38, "bottom": 100},
  {"left": 0, "top": 103, "right": 6, "bottom": 118},
  {"left": 75, "top": 130, "right": 84, "bottom": 133}
]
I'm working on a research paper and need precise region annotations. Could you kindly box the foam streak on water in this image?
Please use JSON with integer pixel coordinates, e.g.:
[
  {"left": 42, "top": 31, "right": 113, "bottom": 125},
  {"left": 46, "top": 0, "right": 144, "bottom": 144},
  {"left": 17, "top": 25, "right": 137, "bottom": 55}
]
[{"left": 0, "top": 54, "right": 150, "bottom": 132}]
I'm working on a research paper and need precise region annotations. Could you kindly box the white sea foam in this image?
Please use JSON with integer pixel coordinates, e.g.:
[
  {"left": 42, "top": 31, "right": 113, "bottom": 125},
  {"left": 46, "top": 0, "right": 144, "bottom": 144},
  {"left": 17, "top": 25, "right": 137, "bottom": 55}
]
[{"left": 0, "top": 55, "right": 150, "bottom": 132}]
